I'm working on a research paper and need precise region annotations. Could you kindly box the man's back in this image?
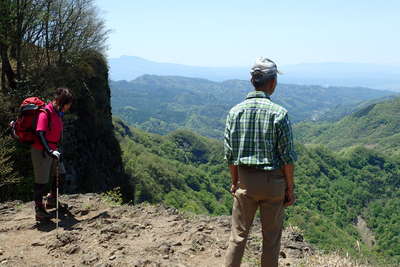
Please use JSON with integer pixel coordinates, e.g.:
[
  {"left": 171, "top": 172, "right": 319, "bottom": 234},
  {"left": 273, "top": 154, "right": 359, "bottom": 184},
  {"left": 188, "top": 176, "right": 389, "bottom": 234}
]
[{"left": 224, "top": 90, "right": 296, "bottom": 171}]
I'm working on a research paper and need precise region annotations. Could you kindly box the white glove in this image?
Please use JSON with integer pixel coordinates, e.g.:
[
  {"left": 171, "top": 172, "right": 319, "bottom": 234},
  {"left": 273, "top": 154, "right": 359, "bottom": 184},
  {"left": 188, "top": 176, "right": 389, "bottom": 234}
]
[{"left": 51, "top": 150, "right": 61, "bottom": 160}]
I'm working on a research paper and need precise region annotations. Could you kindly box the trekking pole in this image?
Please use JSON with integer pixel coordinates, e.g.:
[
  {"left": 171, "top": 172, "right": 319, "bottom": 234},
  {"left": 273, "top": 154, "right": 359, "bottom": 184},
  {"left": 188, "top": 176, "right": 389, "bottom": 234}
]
[{"left": 56, "top": 161, "right": 59, "bottom": 232}]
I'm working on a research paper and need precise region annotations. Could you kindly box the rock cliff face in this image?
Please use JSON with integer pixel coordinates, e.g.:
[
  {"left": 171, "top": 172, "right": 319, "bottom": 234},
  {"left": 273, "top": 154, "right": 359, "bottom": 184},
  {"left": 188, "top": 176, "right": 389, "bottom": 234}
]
[
  {"left": 49, "top": 51, "right": 133, "bottom": 199},
  {"left": 0, "top": 50, "right": 133, "bottom": 202}
]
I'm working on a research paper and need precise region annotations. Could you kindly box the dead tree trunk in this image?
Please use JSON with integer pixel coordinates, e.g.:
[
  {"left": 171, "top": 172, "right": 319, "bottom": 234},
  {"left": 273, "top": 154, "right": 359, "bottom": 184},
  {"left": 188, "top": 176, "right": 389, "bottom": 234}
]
[{"left": 0, "top": 43, "right": 16, "bottom": 91}]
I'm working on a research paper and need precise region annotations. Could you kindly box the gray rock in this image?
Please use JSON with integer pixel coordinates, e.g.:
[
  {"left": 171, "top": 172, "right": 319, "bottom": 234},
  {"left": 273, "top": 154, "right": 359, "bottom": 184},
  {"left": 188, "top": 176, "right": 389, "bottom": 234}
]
[
  {"left": 289, "top": 232, "right": 304, "bottom": 242},
  {"left": 100, "top": 224, "right": 125, "bottom": 234},
  {"left": 82, "top": 252, "right": 99, "bottom": 265},
  {"left": 197, "top": 225, "right": 205, "bottom": 232},
  {"left": 47, "top": 232, "right": 78, "bottom": 250},
  {"left": 280, "top": 251, "right": 287, "bottom": 258},
  {"left": 66, "top": 245, "right": 80, "bottom": 255},
  {"left": 158, "top": 243, "right": 171, "bottom": 254},
  {"left": 31, "top": 241, "right": 45, "bottom": 247}
]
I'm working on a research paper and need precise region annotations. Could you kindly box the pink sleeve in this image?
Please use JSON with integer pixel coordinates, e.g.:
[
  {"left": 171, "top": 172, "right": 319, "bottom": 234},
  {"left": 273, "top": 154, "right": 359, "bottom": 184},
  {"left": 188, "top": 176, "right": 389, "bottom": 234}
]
[{"left": 36, "top": 111, "right": 49, "bottom": 132}]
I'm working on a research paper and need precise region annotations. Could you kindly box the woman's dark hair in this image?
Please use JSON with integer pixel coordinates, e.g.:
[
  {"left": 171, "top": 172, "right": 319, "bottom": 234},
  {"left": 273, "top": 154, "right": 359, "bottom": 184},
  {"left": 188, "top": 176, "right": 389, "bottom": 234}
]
[{"left": 54, "top": 87, "right": 74, "bottom": 109}]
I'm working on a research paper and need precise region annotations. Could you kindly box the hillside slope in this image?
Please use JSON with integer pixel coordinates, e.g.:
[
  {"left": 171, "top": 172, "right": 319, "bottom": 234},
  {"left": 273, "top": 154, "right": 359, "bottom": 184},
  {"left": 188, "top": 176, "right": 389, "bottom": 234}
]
[
  {"left": 294, "top": 96, "right": 400, "bottom": 156},
  {"left": 0, "top": 194, "right": 370, "bottom": 267}
]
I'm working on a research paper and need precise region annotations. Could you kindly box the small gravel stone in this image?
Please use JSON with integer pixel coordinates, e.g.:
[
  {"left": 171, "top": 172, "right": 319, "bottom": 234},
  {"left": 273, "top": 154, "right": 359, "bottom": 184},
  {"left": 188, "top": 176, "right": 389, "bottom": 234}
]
[
  {"left": 31, "top": 241, "right": 45, "bottom": 247},
  {"left": 109, "top": 255, "right": 116, "bottom": 261}
]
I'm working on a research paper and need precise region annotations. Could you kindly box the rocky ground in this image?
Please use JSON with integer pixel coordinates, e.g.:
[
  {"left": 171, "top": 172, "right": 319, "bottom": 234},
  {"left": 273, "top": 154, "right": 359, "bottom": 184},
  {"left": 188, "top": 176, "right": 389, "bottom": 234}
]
[{"left": 0, "top": 194, "right": 368, "bottom": 267}]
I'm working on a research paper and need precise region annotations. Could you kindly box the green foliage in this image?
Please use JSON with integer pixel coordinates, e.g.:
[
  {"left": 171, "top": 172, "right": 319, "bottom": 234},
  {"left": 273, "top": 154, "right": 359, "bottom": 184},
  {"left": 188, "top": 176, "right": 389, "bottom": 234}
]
[
  {"left": 102, "top": 187, "right": 124, "bottom": 206},
  {"left": 0, "top": 136, "right": 33, "bottom": 202},
  {"left": 0, "top": 137, "right": 19, "bottom": 188},
  {"left": 115, "top": 117, "right": 399, "bottom": 264},
  {"left": 0, "top": 90, "right": 36, "bottom": 202},
  {"left": 110, "top": 75, "right": 394, "bottom": 138},
  {"left": 0, "top": 89, "right": 33, "bottom": 201},
  {"left": 116, "top": 118, "right": 231, "bottom": 215},
  {"left": 292, "top": 145, "right": 400, "bottom": 264},
  {"left": 364, "top": 198, "right": 400, "bottom": 262}
]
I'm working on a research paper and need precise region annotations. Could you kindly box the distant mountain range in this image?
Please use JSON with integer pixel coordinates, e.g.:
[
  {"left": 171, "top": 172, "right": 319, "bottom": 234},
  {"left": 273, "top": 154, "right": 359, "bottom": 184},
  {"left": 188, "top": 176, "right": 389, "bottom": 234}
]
[
  {"left": 109, "top": 56, "right": 247, "bottom": 83},
  {"left": 110, "top": 75, "right": 396, "bottom": 139},
  {"left": 109, "top": 56, "right": 400, "bottom": 91}
]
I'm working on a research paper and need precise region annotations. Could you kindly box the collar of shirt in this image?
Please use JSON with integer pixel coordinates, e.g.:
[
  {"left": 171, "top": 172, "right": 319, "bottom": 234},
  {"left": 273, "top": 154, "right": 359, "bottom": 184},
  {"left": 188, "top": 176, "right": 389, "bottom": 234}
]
[
  {"left": 47, "top": 102, "right": 63, "bottom": 118},
  {"left": 245, "top": 91, "right": 271, "bottom": 100},
  {"left": 47, "top": 102, "right": 54, "bottom": 111}
]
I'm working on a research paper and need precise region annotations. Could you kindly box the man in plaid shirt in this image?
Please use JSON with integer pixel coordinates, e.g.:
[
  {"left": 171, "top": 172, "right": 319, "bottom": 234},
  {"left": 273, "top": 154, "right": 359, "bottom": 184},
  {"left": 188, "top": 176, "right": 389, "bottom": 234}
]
[{"left": 224, "top": 57, "right": 297, "bottom": 267}]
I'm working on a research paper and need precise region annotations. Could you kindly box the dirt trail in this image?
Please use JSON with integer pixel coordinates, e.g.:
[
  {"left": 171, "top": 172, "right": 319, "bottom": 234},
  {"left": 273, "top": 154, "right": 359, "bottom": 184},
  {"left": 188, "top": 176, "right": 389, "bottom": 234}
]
[
  {"left": 0, "top": 194, "right": 342, "bottom": 267},
  {"left": 356, "top": 216, "right": 376, "bottom": 248}
]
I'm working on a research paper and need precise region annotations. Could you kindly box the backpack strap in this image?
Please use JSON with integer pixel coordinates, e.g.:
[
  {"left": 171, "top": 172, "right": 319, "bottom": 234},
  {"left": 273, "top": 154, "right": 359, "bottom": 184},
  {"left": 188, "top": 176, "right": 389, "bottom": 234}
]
[
  {"left": 39, "top": 107, "right": 62, "bottom": 145},
  {"left": 38, "top": 107, "right": 52, "bottom": 132}
]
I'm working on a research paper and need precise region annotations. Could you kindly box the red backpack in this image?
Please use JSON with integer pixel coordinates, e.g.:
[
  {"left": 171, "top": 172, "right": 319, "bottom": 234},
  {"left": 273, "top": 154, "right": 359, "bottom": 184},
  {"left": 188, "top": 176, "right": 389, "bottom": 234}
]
[{"left": 10, "top": 97, "right": 51, "bottom": 144}]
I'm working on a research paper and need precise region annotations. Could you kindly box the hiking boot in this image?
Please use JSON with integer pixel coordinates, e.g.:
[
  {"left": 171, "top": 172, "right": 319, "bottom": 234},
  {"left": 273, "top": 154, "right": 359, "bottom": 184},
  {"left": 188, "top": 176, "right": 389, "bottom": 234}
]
[
  {"left": 45, "top": 193, "right": 68, "bottom": 211},
  {"left": 35, "top": 205, "right": 51, "bottom": 221},
  {"left": 45, "top": 194, "right": 60, "bottom": 209}
]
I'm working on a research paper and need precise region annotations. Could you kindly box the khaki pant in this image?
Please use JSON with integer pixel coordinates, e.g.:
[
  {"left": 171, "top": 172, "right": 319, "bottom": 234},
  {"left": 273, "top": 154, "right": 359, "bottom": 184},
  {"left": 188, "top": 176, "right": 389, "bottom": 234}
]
[
  {"left": 31, "top": 147, "right": 66, "bottom": 184},
  {"left": 225, "top": 166, "right": 286, "bottom": 267},
  {"left": 31, "top": 147, "right": 56, "bottom": 184}
]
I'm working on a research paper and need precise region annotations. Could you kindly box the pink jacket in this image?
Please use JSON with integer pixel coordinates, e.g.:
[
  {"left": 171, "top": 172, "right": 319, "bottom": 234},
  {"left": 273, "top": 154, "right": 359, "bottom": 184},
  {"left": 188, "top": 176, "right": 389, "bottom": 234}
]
[{"left": 32, "top": 102, "right": 63, "bottom": 151}]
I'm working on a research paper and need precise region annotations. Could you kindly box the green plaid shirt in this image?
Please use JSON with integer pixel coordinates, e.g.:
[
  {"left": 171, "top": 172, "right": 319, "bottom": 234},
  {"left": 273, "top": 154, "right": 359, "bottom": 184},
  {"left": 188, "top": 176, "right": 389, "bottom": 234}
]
[{"left": 224, "top": 91, "right": 297, "bottom": 170}]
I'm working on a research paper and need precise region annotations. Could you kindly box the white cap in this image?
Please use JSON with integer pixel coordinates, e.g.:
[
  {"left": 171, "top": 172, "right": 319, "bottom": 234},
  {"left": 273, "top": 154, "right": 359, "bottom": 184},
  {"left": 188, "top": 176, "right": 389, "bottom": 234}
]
[{"left": 250, "top": 57, "right": 280, "bottom": 79}]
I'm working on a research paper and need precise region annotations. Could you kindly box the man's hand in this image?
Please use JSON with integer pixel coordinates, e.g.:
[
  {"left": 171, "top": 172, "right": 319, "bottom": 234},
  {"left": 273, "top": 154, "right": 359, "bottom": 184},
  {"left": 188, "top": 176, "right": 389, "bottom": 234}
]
[
  {"left": 229, "top": 165, "right": 239, "bottom": 196},
  {"left": 282, "top": 164, "right": 296, "bottom": 207},
  {"left": 284, "top": 186, "right": 296, "bottom": 207}
]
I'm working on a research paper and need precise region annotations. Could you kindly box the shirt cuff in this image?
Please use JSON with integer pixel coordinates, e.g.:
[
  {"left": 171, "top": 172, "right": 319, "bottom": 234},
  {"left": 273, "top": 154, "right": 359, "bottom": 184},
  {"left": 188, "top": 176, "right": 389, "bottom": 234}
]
[
  {"left": 280, "top": 151, "right": 298, "bottom": 165},
  {"left": 224, "top": 155, "right": 235, "bottom": 165}
]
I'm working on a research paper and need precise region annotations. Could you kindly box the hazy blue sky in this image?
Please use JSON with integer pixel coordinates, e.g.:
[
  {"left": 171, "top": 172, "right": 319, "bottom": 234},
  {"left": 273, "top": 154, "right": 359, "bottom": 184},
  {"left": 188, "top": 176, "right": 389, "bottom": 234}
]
[{"left": 96, "top": 0, "right": 400, "bottom": 67}]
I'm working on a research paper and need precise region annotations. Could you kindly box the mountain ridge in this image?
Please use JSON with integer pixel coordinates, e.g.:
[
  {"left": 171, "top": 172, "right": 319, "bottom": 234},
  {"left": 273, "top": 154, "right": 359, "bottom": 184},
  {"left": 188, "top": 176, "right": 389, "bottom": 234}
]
[
  {"left": 110, "top": 75, "right": 396, "bottom": 139},
  {"left": 109, "top": 56, "right": 400, "bottom": 91}
]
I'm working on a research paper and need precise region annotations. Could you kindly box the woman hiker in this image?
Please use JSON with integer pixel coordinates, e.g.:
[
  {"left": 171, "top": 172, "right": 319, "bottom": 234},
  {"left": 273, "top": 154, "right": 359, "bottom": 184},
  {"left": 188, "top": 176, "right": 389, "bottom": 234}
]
[{"left": 31, "top": 87, "right": 73, "bottom": 221}]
